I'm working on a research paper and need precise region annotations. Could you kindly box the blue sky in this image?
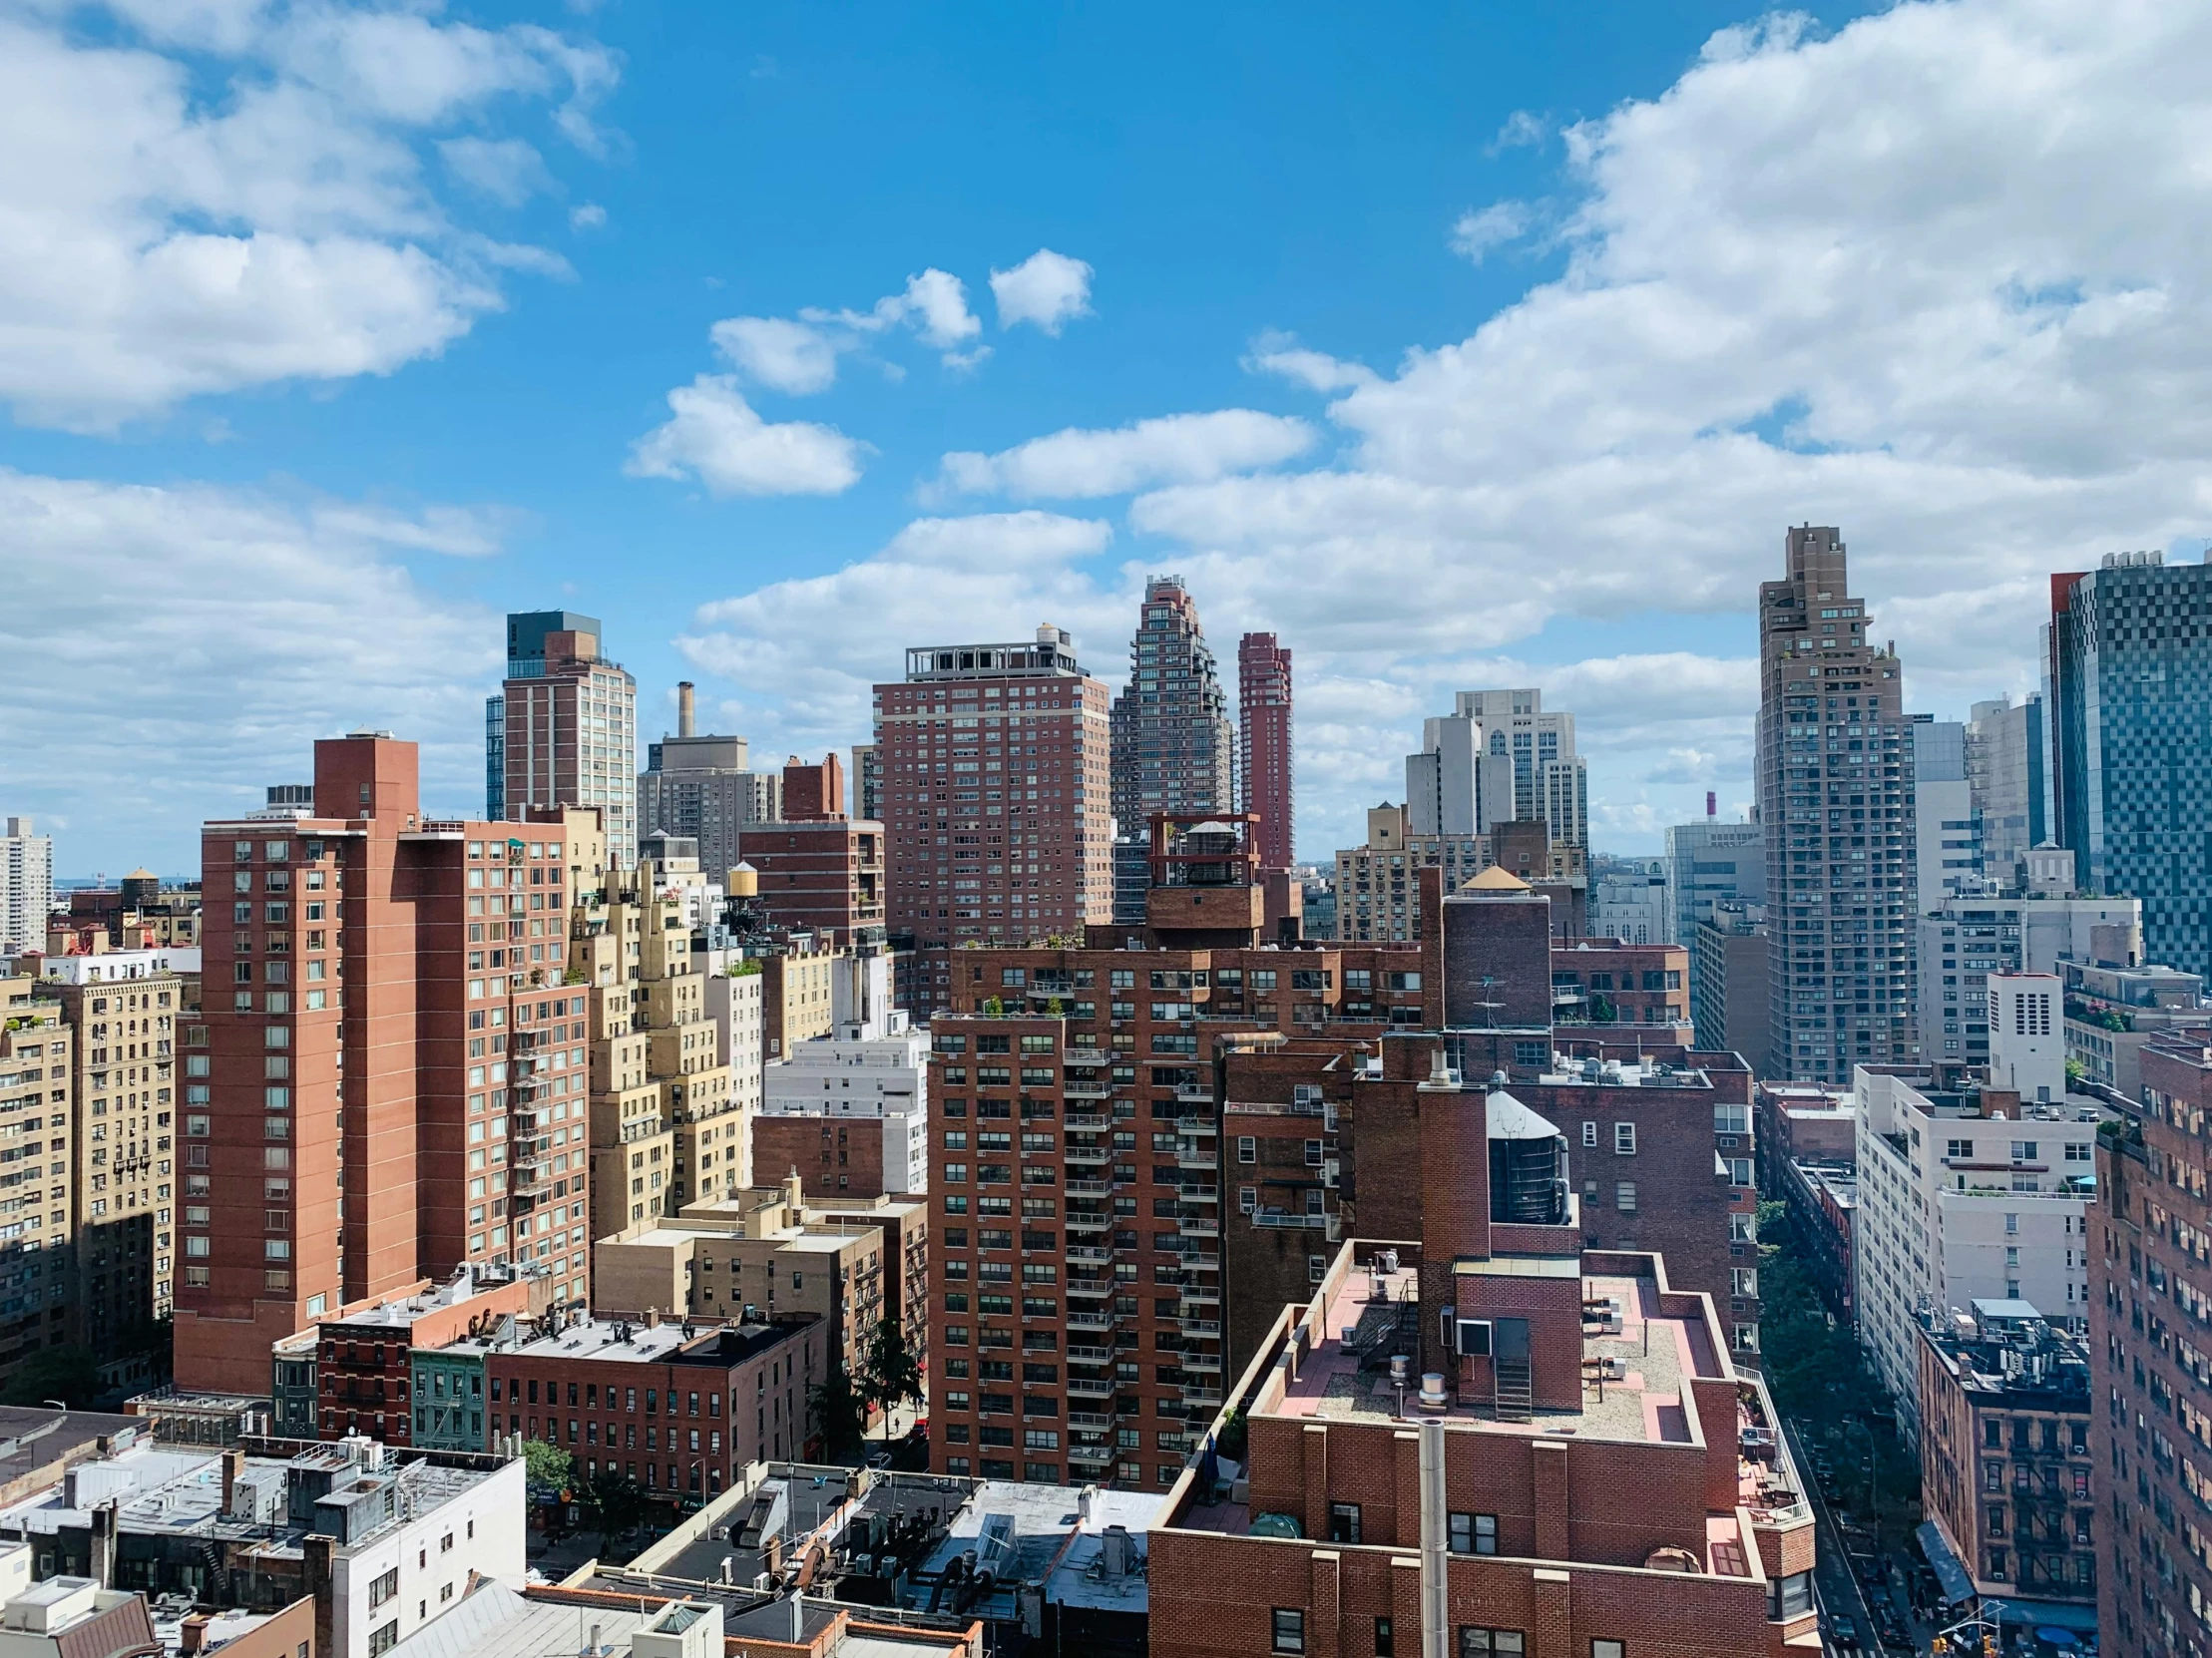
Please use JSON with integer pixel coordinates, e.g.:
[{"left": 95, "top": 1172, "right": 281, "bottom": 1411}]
[{"left": 8, "top": 0, "right": 2212, "bottom": 876}]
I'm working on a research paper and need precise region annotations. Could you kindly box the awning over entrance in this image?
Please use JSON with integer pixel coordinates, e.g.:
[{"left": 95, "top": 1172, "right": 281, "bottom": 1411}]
[{"left": 1916, "top": 1520, "right": 1977, "bottom": 1605}]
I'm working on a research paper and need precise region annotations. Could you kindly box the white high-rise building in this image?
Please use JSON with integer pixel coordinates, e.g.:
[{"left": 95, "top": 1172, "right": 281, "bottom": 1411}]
[
  {"left": 1913, "top": 716, "right": 1984, "bottom": 910},
  {"left": 0, "top": 818, "right": 53, "bottom": 958},
  {"left": 757, "top": 950, "right": 929, "bottom": 1195},
  {"left": 1852, "top": 1065, "right": 2100, "bottom": 1437},
  {"left": 1987, "top": 972, "right": 2065, "bottom": 1103},
  {"left": 1404, "top": 687, "right": 1586, "bottom": 848}
]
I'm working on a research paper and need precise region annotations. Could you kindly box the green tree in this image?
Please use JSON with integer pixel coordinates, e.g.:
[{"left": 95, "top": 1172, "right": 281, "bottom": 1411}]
[
  {"left": 581, "top": 1466, "right": 650, "bottom": 1548},
  {"left": 860, "top": 1316, "right": 922, "bottom": 1430},
  {"left": 2, "top": 1347, "right": 100, "bottom": 1409},
  {"left": 522, "top": 1440, "right": 574, "bottom": 1492},
  {"left": 809, "top": 1360, "right": 866, "bottom": 1460}
]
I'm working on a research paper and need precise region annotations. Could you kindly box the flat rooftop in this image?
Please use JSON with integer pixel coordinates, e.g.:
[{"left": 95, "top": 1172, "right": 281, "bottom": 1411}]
[
  {"left": 903, "top": 1481, "right": 1157, "bottom": 1621},
  {"left": 328, "top": 1268, "right": 524, "bottom": 1329},
  {"left": 1265, "top": 1265, "right": 1707, "bottom": 1444}
]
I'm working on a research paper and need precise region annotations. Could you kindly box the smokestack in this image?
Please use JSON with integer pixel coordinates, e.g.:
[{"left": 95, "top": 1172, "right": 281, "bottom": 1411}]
[
  {"left": 677, "top": 682, "right": 696, "bottom": 739},
  {"left": 1420, "top": 1420, "right": 1448, "bottom": 1658},
  {"left": 1706, "top": 790, "right": 1716, "bottom": 819}
]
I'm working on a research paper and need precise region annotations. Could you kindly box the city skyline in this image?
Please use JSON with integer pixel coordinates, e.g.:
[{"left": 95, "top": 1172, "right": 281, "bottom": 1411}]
[{"left": 14, "top": 3, "right": 2212, "bottom": 871}]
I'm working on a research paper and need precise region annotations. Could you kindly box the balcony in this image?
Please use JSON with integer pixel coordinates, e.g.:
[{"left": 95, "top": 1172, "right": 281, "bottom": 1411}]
[
  {"left": 1069, "top": 1410, "right": 1115, "bottom": 1430},
  {"left": 1069, "top": 1378, "right": 1115, "bottom": 1399},
  {"left": 1178, "top": 1186, "right": 1220, "bottom": 1204},
  {"left": 1179, "top": 1117, "right": 1217, "bottom": 1137},
  {"left": 1066, "top": 1178, "right": 1111, "bottom": 1195},
  {"left": 1064, "top": 1081, "right": 1111, "bottom": 1101},
  {"left": 1067, "top": 1442, "right": 1114, "bottom": 1465},
  {"left": 1176, "top": 1084, "right": 1213, "bottom": 1104},
  {"left": 1065, "top": 1111, "right": 1109, "bottom": 1131},
  {"left": 1065, "top": 1145, "right": 1109, "bottom": 1166},
  {"left": 1065, "top": 1211, "right": 1111, "bottom": 1233},
  {"left": 1068, "top": 1345, "right": 1113, "bottom": 1364},
  {"left": 1066, "top": 1244, "right": 1112, "bottom": 1265},
  {"left": 1067, "top": 1278, "right": 1114, "bottom": 1300},
  {"left": 1069, "top": 1311, "right": 1114, "bottom": 1333},
  {"left": 1177, "top": 1253, "right": 1221, "bottom": 1273},
  {"left": 1179, "top": 1384, "right": 1224, "bottom": 1406},
  {"left": 1182, "top": 1351, "right": 1223, "bottom": 1373},
  {"left": 1174, "top": 1142, "right": 1218, "bottom": 1170},
  {"left": 1177, "top": 1215, "right": 1220, "bottom": 1240},
  {"left": 1178, "top": 1318, "right": 1222, "bottom": 1338}
]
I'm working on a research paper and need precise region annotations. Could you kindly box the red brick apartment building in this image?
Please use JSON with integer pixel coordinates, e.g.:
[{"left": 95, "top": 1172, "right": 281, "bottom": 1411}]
[
  {"left": 2092, "top": 1034, "right": 2212, "bottom": 1653},
  {"left": 922, "top": 845, "right": 1773, "bottom": 1488},
  {"left": 1238, "top": 632, "right": 1295, "bottom": 874},
  {"left": 1146, "top": 1035, "right": 1816, "bottom": 1658},
  {"left": 1549, "top": 937, "right": 1693, "bottom": 1037},
  {"left": 174, "top": 735, "right": 601, "bottom": 1394},
  {"left": 737, "top": 755, "right": 884, "bottom": 946},
  {"left": 876, "top": 626, "right": 1116, "bottom": 1016},
  {"left": 484, "top": 1311, "right": 821, "bottom": 1499}
]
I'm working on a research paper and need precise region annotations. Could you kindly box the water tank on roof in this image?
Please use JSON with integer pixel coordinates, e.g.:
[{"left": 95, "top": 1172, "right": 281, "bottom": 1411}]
[{"left": 1486, "top": 1085, "right": 1568, "bottom": 1225}]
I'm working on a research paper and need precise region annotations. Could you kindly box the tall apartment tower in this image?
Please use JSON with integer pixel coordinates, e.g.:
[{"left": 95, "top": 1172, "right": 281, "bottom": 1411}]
[
  {"left": 1236, "top": 633, "right": 1294, "bottom": 872},
  {"left": 639, "top": 681, "right": 780, "bottom": 881},
  {"left": 2048, "top": 551, "right": 2212, "bottom": 978},
  {"left": 1404, "top": 689, "right": 1587, "bottom": 849},
  {"left": 877, "top": 626, "right": 1113, "bottom": 958},
  {"left": 1108, "top": 578, "right": 1236, "bottom": 925},
  {"left": 173, "top": 735, "right": 606, "bottom": 1394},
  {"left": 0, "top": 977, "right": 73, "bottom": 1389},
  {"left": 1913, "top": 716, "right": 1984, "bottom": 909},
  {"left": 850, "top": 744, "right": 882, "bottom": 822},
  {"left": 1664, "top": 812, "right": 1765, "bottom": 944},
  {"left": 1965, "top": 693, "right": 2045, "bottom": 891},
  {"left": 498, "top": 611, "right": 638, "bottom": 868},
  {"left": 1, "top": 817, "right": 54, "bottom": 957},
  {"left": 1756, "top": 526, "right": 1917, "bottom": 1084}
]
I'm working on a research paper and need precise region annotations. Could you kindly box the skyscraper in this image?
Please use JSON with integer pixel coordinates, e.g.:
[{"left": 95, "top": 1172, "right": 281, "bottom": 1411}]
[
  {"left": 1912, "top": 715, "right": 1984, "bottom": 908},
  {"left": 1964, "top": 692, "right": 2045, "bottom": 890},
  {"left": 497, "top": 610, "right": 638, "bottom": 867},
  {"left": 1403, "top": 688, "right": 1587, "bottom": 849},
  {"left": 876, "top": 625, "right": 1113, "bottom": 971},
  {"left": 2047, "top": 550, "right": 2212, "bottom": 977},
  {"left": 638, "top": 681, "right": 779, "bottom": 880},
  {"left": 1108, "top": 578, "right": 1235, "bottom": 924},
  {"left": 1, "top": 816, "right": 54, "bottom": 957},
  {"left": 1757, "top": 525, "right": 1918, "bottom": 1084},
  {"left": 1236, "top": 632, "right": 1293, "bottom": 871},
  {"left": 173, "top": 735, "right": 606, "bottom": 1394},
  {"left": 1663, "top": 812, "right": 1764, "bottom": 944}
]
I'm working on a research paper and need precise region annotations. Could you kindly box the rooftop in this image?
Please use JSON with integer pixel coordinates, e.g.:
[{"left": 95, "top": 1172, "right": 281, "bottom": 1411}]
[
  {"left": 903, "top": 1481, "right": 1156, "bottom": 1622},
  {"left": 1536, "top": 1053, "right": 1710, "bottom": 1090},
  {"left": 327, "top": 1265, "right": 527, "bottom": 1330}
]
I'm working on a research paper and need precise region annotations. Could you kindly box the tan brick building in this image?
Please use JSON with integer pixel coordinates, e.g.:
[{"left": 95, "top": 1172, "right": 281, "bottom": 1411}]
[
  {"left": 33, "top": 949, "right": 196, "bottom": 1391},
  {"left": 0, "top": 977, "right": 73, "bottom": 1386}
]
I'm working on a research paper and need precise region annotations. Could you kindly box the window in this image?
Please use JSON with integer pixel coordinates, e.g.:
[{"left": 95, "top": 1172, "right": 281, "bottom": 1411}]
[
  {"left": 368, "top": 1626, "right": 398, "bottom": 1658},
  {"left": 1615, "top": 1182, "right": 1636, "bottom": 1212},
  {"left": 1613, "top": 1122, "right": 1636, "bottom": 1155},
  {"left": 1237, "top": 1136, "right": 1256, "bottom": 1164},
  {"left": 1447, "top": 1511, "right": 1497, "bottom": 1554},
  {"left": 1375, "top": 1619, "right": 1394, "bottom": 1658},
  {"left": 1580, "top": 1121, "right": 1596, "bottom": 1147},
  {"left": 1592, "top": 1644, "right": 1625, "bottom": 1658},
  {"left": 369, "top": 1569, "right": 399, "bottom": 1609},
  {"left": 1272, "top": 1609, "right": 1306, "bottom": 1654},
  {"left": 1766, "top": 1570, "right": 1813, "bottom": 1619},
  {"left": 1328, "top": 1502, "right": 1362, "bottom": 1543},
  {"left": 1457, "top": 1632, "right": 1523, "bottom": 1656}
]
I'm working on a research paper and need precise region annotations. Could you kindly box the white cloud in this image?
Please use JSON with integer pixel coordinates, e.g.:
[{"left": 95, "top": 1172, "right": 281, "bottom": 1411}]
[
  {"left": 898, "top": 268, "right": 984, "bottom": 354},
  {"left": 0, "top": 3, "right": 616, "bottom": 430},
  {"left": 941, "top": 410, "right": 1318, "bottom": 500},
  {"left": 625, "top": 376, "right": 864, "bottom": 497},
  {"left": 882, "top": 512, "right": 1113, "bottom": 570},
  {"left": 710, "top": 316, "right": 845, "bottom": 395},
  {"left": 1449, "top": 201, "right": 1531, "bottom": 263},
  {"left": 438, "top": 136, "right": 551, "bottom": 206},
  {"left": 569, "top": 202, "right": 607, "bottom": 229},
  {"left": 0, "top": 467, "right": 499, "bottom": 871},
  {"left": 1488, "top": 109, "right": 1550, "bottom": 153},
  {"left": 990, "top": 248, "right": 1095, "bottom": 334},
  {"left": 1244, "top": 335, "right": 1379, "bottom": 394}
]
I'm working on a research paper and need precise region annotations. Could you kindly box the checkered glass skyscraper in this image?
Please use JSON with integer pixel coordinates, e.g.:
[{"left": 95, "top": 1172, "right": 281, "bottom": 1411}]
[
  {"left": 2049, "top": 551, "right": 2212, "bottom": 979},
  {"left": 1757, "top": 526, "right": 1918, "bottom": 1084}
]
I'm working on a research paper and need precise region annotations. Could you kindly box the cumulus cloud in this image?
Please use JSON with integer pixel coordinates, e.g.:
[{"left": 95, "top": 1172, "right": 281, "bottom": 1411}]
[
  {"left": 0, "top": 467, "right": 500, "bottom": 870},
  {"left": 990, "top": 248, "right": 1095, "bottom": 334},
  {"left": 1449, "top": 201, "right": 1532, "bottom": 262},
  {"left": 1244, "top": 335, "right": 1379, "bottom": 394},
  {"left": 0, "top": 2, "right": 617, "bottom": 430},
  {"left": 625, "top": 376, "right": 864, "bottom": 497},
  {"left": 940, "top": 410, "right": 1318, "bottom": 499},
  {"left": 709, "top": 316, "right": 845, "bottom": 395},
  {"left": 569, "top": 202, "right": 607, "bottom": 229}
]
